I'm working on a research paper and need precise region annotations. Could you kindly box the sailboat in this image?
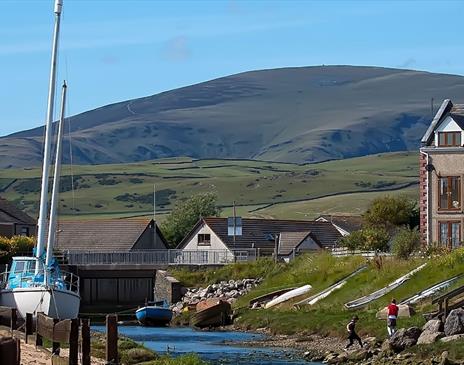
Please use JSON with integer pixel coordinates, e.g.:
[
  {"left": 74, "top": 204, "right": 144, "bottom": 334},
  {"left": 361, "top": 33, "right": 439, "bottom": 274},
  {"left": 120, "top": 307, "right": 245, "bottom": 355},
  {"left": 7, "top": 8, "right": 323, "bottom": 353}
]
[{"left": 0, "top": 0, "right": 80, "bottom": 319}]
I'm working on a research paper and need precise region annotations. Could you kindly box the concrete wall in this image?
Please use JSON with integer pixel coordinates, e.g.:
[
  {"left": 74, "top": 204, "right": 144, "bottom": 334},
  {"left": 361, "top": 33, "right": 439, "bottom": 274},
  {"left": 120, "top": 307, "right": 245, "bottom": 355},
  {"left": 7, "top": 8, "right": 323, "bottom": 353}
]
[{"left": 153, "top": 270, "right": 184, "bottom": 305}]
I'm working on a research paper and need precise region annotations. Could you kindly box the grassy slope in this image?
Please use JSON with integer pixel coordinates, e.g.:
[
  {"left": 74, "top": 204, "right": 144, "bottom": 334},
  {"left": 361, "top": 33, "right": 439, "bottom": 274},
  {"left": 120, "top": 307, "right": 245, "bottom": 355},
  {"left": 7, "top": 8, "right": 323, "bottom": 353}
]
[{"left": 0, "top": 152, "right": 418, "bottom": 219}]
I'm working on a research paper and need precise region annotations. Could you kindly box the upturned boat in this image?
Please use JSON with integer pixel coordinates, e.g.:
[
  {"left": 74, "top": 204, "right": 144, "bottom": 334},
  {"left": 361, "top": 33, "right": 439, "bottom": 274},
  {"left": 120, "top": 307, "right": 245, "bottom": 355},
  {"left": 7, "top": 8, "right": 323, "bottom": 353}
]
[{"left": 191, "top": 299, "right": 231, "bottom": 328}]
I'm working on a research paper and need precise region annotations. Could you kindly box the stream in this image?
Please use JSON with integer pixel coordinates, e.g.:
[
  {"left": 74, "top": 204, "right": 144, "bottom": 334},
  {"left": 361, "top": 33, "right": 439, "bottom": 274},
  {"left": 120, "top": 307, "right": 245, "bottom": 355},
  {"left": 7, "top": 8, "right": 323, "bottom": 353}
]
[{"left": 93, "top": 325, "right": 321, "bottom": 364}]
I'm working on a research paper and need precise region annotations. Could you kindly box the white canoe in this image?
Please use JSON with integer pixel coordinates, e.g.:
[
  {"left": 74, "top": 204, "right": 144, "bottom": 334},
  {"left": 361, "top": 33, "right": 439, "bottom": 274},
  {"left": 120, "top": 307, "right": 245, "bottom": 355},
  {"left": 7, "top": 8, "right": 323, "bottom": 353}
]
[
  {"left": 344, "top": 263, "right": 427, "bottom": 309},
  {"left": 295, "top": 265, "right": 367, "bottom": 307},
  {"left": 400, "top": 274, "right": 463, "bottom": 305},
  {"left": 265, "top": 284, "right": 312, "bottom": 309}
]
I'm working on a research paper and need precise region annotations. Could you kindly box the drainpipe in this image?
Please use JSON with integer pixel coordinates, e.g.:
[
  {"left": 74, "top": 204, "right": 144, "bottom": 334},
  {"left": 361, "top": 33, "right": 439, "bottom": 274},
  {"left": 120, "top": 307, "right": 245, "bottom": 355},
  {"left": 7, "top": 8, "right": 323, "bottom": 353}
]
[{"left": 420, "top": 150, "right": 430, "bottom": 246}]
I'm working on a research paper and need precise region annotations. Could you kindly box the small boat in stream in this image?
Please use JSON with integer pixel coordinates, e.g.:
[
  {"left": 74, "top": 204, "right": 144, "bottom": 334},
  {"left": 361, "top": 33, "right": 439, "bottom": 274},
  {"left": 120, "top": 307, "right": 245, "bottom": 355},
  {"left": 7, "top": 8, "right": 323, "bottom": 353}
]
[{"left": 136, "top": 300, "right": 173, "bottom": 326}]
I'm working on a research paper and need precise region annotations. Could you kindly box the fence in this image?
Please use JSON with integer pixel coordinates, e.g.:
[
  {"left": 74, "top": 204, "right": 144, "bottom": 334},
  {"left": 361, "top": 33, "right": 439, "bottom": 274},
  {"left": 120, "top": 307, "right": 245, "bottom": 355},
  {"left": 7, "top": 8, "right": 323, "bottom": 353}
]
[
  {"left": 331, "top": 247, "right": 392, "bottom": 258},
  {"left": 0, "top": 307, "right": 119, "bottom": 365},
  {"left": 65, "top": 249, "right": 258, "bottom": 266}
]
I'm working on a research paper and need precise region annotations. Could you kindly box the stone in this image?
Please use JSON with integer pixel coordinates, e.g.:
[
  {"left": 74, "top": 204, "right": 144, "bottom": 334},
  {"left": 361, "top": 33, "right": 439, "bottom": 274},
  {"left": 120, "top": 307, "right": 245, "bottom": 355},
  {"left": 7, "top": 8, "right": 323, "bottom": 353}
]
[
  {"left": 422, "top": 319, "right": 443, "bottom": 334},
  {"left": 347, "top": 348, "right": 369, "bottom": 362},
  {"left": 417, "top": 331, "right": 444, "bottom": 345},
  {"left": 440, "top": 334, "right": 464, "bottom": 343},
  {"left": 444, "top": 308, "right": 464, "bottom": 336},
  {"left": 389, "top": 327, "right": 422, "bottom": 352}
]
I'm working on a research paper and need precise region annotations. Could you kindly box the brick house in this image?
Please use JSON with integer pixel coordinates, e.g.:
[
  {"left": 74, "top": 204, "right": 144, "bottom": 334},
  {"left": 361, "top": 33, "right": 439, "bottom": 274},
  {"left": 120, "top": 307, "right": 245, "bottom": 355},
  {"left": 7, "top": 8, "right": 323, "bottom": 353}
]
[
  {"left": 420, "top": 99, "right": 464, "bottom": 248},
  {"left": 0, "top": 197, "right": 36, "bottom": 238}
]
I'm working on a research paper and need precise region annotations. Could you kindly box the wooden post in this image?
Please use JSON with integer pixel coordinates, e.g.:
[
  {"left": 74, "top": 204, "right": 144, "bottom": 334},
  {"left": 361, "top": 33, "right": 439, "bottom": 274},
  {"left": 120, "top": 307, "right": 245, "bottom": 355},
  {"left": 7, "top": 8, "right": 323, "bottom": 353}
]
[
  {"left": 81, "top": 319, "right": 91, "bottom": 365},
  {"left": 52, "top": 318, "right": 60, "bottom": 356},
  {"left": 10, "top": 308, "right": 17, "bottom": 332},
  {"left": 274, "top": 235, "right": 279, "bottom": 263},
  {"left": 25, "top": 313, "right": 33, "bottom": 344},
  {"left": 444, "top": 297, "right": 449, "bottom": 319},
  {"left": 16, "top": 337, "right": 20, "bottom": 365},
  {"left": 69, "top": 319, "right": 79, "bottom": 365},
  {"left": 106, "top": 314, "right": 118, "bottom": 364}
]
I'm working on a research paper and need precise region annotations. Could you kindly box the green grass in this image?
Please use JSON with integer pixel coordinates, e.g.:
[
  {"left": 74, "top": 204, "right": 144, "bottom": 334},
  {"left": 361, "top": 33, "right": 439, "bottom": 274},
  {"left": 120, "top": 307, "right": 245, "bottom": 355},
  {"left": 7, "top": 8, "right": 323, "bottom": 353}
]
[
  {"left": 231, "top": 249, "right": 464, "bottom": 341},
  {"left": 170, "top": 258, "right": 282, "bottom": 288},
  {"left": 0, "top": 152, "right": 418, "bottom": 219}
]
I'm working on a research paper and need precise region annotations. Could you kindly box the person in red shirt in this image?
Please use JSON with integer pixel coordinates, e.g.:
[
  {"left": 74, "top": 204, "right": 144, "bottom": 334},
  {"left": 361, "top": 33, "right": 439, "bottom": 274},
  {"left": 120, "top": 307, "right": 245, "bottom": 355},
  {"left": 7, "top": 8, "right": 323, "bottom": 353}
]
[{"left": 387, "top": 298, "right": 399, "bottom": 337}]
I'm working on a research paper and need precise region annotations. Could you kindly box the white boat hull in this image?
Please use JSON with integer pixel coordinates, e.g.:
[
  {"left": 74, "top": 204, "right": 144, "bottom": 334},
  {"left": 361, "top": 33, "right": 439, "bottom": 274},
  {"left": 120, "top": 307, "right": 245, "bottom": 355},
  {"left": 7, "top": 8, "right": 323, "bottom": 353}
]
[
  {"left": 265, "top": 284, "right": 312, "bottom": 309},
  {"left": 0, "top": 287, "right": 80, "bottom": 319}
]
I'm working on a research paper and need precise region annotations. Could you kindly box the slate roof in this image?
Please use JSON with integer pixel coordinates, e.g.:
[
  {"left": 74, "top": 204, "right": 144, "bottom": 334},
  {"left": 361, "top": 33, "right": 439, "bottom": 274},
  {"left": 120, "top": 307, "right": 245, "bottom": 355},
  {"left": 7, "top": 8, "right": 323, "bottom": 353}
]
[
  {"left": 178, "top": 217, "right": 342, "bottom": 251},
  {"left": 0, "top": 197, "right": 36, "bottom": 225},
  {"left": 317, "top": 215, "right": 363, "bottom": 233},
  {"left": 53, "top": 218, "right": 164, "bottom": 251},
  {"left": 278, "top": 231, "right": 321, "bottom": 256}
]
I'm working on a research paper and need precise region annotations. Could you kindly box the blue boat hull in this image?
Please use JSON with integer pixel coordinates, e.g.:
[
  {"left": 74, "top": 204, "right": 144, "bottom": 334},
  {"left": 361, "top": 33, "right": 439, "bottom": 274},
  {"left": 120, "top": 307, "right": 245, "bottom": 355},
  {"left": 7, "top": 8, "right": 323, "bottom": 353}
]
[{"left": 136, "top": 306, "right": 173, "bottom": 326}]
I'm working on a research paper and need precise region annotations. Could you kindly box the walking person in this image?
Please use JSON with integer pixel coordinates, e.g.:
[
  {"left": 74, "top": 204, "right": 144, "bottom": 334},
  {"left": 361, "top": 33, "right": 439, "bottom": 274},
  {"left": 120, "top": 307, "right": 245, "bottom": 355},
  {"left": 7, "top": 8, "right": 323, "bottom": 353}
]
[
  {"left": 345, "top": 315, "right": 363, "bottom": 350},
  {"left": 387, "top": 298, "right": 399, "bottom": 337}
]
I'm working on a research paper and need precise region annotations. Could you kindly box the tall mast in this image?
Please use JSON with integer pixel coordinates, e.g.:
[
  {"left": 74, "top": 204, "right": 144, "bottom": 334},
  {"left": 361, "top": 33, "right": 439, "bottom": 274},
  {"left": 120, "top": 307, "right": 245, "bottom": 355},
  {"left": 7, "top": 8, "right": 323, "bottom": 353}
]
[
  {"left": 46, "top": 81, "right": 67, "bottom": 267},
  {"left": 36, "top": 0, "right": 63, "bottom": 260}
]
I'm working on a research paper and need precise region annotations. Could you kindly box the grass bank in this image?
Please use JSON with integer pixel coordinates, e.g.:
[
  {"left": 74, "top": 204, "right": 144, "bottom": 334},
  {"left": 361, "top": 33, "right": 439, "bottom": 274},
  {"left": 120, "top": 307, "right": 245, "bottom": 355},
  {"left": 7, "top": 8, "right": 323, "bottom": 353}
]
[{"left": 233, "top": 250, "right": 464, "bottom": 340}]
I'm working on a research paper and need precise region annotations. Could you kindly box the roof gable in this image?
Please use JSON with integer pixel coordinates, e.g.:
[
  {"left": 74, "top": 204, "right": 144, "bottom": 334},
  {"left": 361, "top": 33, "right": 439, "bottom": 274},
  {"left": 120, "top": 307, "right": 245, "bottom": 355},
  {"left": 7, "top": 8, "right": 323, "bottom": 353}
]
[
  {"left": 316, "top": 215, "right": 363, "bottom": 233},
  {"left": 278, "top": 231, "right": 322, "bottom": 255},
  {"left": 421, "top": 99, "right": 452, "bottom": 146},
  {"left": 421, "top": 100, "right": 464, "bottom": 146}
]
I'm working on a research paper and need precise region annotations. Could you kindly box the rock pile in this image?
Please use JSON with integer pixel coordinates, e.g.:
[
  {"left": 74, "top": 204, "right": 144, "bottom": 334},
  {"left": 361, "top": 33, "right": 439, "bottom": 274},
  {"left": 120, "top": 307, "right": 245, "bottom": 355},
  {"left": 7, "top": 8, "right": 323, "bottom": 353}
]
[{"left": 171, "top": 278, "right": 261, "bottom": 315}]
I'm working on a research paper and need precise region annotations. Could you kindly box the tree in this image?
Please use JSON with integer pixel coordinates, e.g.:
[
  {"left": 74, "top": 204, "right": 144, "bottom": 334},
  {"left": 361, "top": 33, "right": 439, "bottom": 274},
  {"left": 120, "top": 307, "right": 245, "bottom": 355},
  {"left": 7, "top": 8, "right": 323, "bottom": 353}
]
[
  {"left": 161, "top": 192, "right": 221, "bottom": 247},
  {"left": 364, "top": 195, "right": 418, "bottom": 229},
  {"left": 339, "top": 226, "right": 390, "bottom": 252},
  {"left": 392, "top": 227, "right": 421, "bottom": 260}
]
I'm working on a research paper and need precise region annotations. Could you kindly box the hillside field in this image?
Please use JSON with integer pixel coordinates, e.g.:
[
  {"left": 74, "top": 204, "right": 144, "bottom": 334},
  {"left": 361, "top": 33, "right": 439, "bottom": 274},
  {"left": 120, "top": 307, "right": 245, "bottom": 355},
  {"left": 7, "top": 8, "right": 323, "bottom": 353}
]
[{"left": 0, "top": 152, "right": 418, "bottom": 220}]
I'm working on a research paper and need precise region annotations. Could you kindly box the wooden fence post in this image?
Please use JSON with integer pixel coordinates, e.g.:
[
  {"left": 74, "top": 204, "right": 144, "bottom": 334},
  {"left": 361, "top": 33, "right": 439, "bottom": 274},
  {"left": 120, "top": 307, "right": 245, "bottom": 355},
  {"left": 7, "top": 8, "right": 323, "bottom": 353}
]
[
  {"left": 81, "top": 319, "right": 91, "bottom": 365},
  {"left": 69, "top": 319, "right": 79, "bottom": 365},
  {"left": 10, "top": 308, "right": 17, "bottom": 332},
  {"left": 106, "top": 314, "right": 118, "bottom": 364},
  {"left": 25, "top": 313, "right": 33, "bottom": 344},
  {"left": 52, "top": 318, "right": 60, "bottom": 356}
]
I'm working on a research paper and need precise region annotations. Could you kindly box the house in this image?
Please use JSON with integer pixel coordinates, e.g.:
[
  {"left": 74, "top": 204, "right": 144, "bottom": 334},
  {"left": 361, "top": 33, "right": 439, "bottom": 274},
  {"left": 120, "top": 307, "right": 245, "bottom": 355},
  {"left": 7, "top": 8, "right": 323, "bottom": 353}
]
[
  {"left": 420, "top": 99, "right": 464, "bottom": 249},
  {"left": 54, "top": 218, "right": 168, "bottom": 311},
  {"left": 177, "top": 217, "right": 342, "bottom": 262},
  {"left": 0, "top": 197, "right": 36, "bottom": 238},
  {"left": 315, "top": 215, "right": 363, "bottom": 236}
]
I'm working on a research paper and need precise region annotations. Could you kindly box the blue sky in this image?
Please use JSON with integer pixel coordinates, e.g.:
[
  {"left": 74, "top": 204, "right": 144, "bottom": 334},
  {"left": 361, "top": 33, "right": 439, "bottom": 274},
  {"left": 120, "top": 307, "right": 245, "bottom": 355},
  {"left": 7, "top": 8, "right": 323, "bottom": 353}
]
[{"left": 1, "top": 0, "right": 463, "bottom": 136}]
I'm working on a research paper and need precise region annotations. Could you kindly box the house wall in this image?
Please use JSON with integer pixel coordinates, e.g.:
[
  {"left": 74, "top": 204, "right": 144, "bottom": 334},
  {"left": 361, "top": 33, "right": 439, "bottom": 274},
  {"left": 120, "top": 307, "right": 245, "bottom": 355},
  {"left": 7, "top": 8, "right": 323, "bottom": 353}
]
[
  {"left": 13, "top": 224, "right": 36, "bottom": 237},
  {"left": 0, "top": 224, "right": 13, "bottom": 238},
  {"left": 182, "top": 223, "right": 230, "bottom": 251},
  {"left": 427, "top": 152, "right": 464, "bottom": 246}
]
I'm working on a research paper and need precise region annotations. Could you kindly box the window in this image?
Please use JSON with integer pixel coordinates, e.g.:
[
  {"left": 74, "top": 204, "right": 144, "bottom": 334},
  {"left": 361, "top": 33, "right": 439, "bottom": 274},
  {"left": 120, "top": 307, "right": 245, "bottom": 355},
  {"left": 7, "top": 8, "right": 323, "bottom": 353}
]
[
  {"left": 197, "top": 234, "right": 211, "bottom": 245},
  {"left": 438, "top": 132, "right": 461, "bottom": 147},
  {"left": 439, "top": 176, "right": 461, "bottom": 210},
  {"left": 20, "top": 227, "right": 29, "bottom": 236},
  {"left": 439, "top": 221, "right": 461, "bottom": 249}
]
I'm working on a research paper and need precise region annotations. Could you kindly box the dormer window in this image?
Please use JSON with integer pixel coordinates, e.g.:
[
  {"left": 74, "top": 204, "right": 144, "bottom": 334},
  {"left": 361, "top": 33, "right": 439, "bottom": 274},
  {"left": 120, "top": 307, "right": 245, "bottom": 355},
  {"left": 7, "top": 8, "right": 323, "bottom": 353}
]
[{"left": 438, "top": 132, "right": 461, "bottom": 147}]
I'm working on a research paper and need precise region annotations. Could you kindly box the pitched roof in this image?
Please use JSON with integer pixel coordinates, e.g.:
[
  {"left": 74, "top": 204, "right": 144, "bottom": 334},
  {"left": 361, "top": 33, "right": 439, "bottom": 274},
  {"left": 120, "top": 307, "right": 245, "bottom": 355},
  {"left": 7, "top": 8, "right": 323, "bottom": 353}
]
[
  {"left": 317, "top": 215, "right": 363, "bottom": 233},
  {"left": 0, "top": 197, "right": 36, "bottom": 225},
  {"left": 178, "top": 217, "right": 342, "bottom": 251},
  {"left": 421, "top": 100, "right": 464, "bottom": 146},
  {"left": 278, "top": 231, "right": 321, "bottom": 256},
  {"left": 53, "top": 218, "right": 161, "bottom": 251}
]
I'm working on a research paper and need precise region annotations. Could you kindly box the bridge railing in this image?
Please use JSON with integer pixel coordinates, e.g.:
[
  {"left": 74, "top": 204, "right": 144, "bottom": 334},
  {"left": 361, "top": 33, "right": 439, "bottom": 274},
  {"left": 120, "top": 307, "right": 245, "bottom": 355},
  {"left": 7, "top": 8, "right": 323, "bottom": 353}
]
[{"left": 63, "top": 249, "right": 258, "bottom": 266}]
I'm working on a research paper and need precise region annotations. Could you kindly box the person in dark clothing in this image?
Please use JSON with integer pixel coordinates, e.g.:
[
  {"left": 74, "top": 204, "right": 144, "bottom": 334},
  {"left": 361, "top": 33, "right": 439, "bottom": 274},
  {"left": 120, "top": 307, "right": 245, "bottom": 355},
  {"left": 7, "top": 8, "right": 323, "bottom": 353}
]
[{"left": 345, "top": 315, "right": 363, "bottom": 349}]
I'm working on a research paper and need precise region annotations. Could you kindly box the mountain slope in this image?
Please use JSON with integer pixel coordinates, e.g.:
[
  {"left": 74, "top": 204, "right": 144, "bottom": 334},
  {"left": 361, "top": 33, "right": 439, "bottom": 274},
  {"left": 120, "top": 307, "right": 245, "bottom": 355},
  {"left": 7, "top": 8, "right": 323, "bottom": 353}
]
[{"left": 2, "top": 65, "right": 464, "bottom": 168}]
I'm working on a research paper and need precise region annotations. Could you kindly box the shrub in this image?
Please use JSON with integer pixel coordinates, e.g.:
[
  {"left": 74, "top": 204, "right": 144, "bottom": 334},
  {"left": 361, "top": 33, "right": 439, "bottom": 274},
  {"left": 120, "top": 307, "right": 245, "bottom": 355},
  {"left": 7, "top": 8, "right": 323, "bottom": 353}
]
[
  {"left": 364, "top": 195, "right": 418, "bottom": 229},
  {"left": 339, "top": 227, "right": 390, "bottom": 252},
  {"left": 391, "top": 227, "right": 421, "bottom": 259}
]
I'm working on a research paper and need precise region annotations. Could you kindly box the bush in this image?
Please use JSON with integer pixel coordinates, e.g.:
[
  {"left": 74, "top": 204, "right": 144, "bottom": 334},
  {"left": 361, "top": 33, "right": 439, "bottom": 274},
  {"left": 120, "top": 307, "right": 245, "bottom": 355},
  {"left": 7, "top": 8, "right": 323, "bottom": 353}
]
[
  {"left": 391, "top": 227, "right": 421, "bottom": 259},
  {"left": 364, "top": 195, "right": 418, "bottom": 229},
  {"left": 0, "top": 236, "right": 35, "bottom": 263},
  {"left": 339, "top": 227, "right": 390, "bottom": 252}
]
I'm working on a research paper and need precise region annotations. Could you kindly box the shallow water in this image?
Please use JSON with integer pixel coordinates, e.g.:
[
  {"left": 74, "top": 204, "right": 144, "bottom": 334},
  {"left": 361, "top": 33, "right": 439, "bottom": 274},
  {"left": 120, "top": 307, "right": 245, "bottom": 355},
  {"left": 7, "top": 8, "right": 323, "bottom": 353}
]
[{"left": 92, "top": 325, "right": 320, "bottom": 364}]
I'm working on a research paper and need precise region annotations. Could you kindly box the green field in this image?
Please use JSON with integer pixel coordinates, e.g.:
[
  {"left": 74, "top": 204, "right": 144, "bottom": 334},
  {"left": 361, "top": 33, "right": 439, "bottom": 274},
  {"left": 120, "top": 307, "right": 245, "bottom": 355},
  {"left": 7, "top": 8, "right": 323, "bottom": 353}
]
[{"left": 0, "top": 152, "right": 418, "bottom": 219}]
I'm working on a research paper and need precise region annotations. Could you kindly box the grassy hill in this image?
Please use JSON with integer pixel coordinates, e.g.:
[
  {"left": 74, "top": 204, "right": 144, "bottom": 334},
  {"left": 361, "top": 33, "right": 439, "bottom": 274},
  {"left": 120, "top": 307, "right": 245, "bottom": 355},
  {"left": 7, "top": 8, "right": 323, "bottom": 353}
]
[
  {"left": 3, "top": 65, "right": 464, "bottom": 167},
  {"left": 0, "top": 152, "right": 418, "bottom": 219}
]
